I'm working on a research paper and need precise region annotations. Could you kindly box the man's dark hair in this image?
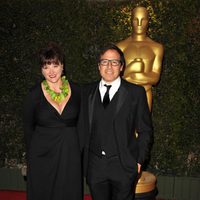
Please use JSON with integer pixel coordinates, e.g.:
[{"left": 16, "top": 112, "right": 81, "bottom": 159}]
[{"left": 98, "top": 44, "right": 126, "bottom": 67}]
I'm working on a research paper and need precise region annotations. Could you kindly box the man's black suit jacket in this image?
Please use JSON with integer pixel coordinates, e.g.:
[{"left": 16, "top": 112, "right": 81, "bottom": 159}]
[{"left": 79, "top": 78, "right": 153, "bottom": 175}]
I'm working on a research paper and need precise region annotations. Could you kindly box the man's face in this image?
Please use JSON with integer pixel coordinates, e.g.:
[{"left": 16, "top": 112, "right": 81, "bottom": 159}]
[
  {"left": 98, "top": 49, "right": 123, "bottom": 83},
  {"left": 132, "top": 7, "right": 149, "bottom": 35}
]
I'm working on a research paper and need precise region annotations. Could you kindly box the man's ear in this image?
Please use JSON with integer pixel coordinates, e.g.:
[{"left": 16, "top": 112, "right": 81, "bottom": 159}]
[
  {"left": 98, "top": 64, "right": 101, "bottom": 71},
  {"left": 120, "top": 64, "right": 125, "bottom": 76},
  {"left": 120, "top": 64, "right": 124, "bottom": 71}
]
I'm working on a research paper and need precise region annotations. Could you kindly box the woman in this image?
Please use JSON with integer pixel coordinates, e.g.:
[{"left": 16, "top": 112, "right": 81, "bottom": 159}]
[{"left": 23, "top": 42, "right": 82, "bottom": 200}]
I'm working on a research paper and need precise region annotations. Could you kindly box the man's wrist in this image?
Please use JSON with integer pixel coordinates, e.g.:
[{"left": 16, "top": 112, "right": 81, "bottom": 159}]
[{"left": 137, "top": 163, "right": 141, "bottom": 173}]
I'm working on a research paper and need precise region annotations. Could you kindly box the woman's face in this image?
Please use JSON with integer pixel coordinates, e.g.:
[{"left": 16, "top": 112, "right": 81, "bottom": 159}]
[{"left": 41, "top": 61, "right": 63, "bottom": 84}]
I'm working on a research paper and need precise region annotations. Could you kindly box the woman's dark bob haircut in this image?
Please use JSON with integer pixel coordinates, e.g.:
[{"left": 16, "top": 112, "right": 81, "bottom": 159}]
[{"left": 39, "top": 42, "right": 64, "bottom": 68}]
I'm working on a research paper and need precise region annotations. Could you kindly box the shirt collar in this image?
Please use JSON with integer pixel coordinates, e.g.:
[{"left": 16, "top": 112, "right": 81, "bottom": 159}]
[
  {"left": 99, "top": 77, "right": 121, "bottom": 101},
  {"left": 99, "top": 77, "right": 121, "bottom": 89}
]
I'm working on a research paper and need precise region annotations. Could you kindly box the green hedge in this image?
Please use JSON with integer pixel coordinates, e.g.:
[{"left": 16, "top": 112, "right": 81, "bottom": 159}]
[{"left": 0, "top": 0, "right": 199, "bottom": 176}]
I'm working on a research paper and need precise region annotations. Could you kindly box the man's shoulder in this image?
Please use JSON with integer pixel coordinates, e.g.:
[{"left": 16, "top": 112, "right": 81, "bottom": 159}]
[
  {"left": 122, "top": 79, "right": 144, "bottom": 90},
  {"left": 81, "top": 81, "right": 99, "bottom": 92},
  {"left": 122, "top": 79, "right": 146, "bottom": 96}
]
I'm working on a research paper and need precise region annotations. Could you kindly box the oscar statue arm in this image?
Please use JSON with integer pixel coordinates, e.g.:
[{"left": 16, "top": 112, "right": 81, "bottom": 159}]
[{"left": 124, "top": 43, "right": 164, "bottom": 86}]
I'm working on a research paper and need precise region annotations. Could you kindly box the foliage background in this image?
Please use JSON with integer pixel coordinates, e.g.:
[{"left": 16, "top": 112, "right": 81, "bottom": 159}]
[{"left": 0, "top": 0, "right": 199, "bottom": 176}]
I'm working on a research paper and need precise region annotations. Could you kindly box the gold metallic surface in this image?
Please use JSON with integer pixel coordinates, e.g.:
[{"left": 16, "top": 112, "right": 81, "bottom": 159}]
[
  {"left": 135, "top": 171, "right": 156, "bottom": 193},
  {"left": 117, "top": 7, "right": 163, "bottom": 194},
  {"left": 117, "top": 6, "right": 164, "bottom": 111}
]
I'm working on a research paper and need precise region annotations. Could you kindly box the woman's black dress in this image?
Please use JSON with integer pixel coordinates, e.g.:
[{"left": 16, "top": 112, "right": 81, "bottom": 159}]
[{"left": 23, "top": 81, "right": 82, "bottom": 200}]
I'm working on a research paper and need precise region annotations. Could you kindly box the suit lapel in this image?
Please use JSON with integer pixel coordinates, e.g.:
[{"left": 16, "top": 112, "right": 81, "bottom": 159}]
[
  {"left": 114, "top": 79, "right": 128, "bottom": 118},
  {"left": 88, "top": 80, "right": 128, "bottom": 129}
]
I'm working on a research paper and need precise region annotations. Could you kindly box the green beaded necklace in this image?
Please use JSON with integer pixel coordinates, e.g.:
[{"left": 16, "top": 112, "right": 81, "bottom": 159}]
[{"left": 43, "top": 76, "right": 69, "bottom": 103}]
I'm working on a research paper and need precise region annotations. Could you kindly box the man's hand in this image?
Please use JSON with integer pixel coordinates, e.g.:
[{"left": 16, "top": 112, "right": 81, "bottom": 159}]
[{"left": 137, "top": 163, "right": 141, "bottom": 174}]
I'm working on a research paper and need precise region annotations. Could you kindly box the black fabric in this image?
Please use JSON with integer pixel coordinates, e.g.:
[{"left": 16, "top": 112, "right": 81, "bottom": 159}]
[
  {"left": 81, "top": 79, "right": 153, "bottom": 199},
  {"left": 102, "top": 84, "right": 112, "bottom": 108},
  {"left": 23, "top": 82, "right": 82, "bottom": 200},
  {"left": 87, "top": 153, "right": 137, "bottom": 200},
  {"left": 89, "top": 89, "right": 118, "bottom": 157}
]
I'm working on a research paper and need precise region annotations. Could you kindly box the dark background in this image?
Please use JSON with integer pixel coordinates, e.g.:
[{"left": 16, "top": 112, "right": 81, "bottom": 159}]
[{"left": 0, "top": 0, "right": 199, "bottom": 177}]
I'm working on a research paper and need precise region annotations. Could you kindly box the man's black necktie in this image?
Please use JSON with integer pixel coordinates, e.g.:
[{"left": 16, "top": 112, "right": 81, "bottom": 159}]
[{"left": 103, "top": 84, "right": 112, "bottom": 108}]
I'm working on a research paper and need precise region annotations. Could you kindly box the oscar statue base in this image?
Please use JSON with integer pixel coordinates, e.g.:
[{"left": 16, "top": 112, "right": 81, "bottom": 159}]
[{"left": 134, "top": 171, "right": 157, "bottom": 200}]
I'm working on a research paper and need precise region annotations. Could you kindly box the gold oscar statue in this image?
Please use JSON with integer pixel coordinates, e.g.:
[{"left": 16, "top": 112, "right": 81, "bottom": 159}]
[
  {"left": 117, "top": 6, "right": 164, "bottom": 111},
  {"left": 117, "top": 6, "right": 164, "bottom": 194}
]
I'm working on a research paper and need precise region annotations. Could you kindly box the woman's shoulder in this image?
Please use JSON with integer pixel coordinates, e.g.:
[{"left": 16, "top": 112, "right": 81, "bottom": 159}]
[
  {"left": 26, "top": 82, "right": 42, "bottom": 100},
  {"left": 68, "top": 80, "right": 81, "bottom": 93},
  {"left": 81, "top": 81, "right": 99, "bottom": 91},
  {"left": 24, "top": 82, "right": 42, "bottom": 106},
  {"left": 69, "top": 80, "right": 99, "bottom": 99},
  {"left": 68, "top": 80, "right": 80, "bottom": 88},
  {"left": 29, "top": 82, "right": 41, "bottom": 93},
  {"left": 68, "top": 80, "right": 97, "bottom": 92}
]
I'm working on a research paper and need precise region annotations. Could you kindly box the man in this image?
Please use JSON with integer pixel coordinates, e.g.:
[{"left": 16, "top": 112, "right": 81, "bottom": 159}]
[
  {"left": 117, "top": 7, "right": 164, "bottom": 111},
  {"left": 82, "top": 44, "right": 153, "bottom": 200}
]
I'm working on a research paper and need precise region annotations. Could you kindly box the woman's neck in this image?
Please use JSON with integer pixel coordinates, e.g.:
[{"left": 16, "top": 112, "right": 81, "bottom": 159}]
[{"left": 46, "top": 78, "right": 62, "bottom": 92}]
